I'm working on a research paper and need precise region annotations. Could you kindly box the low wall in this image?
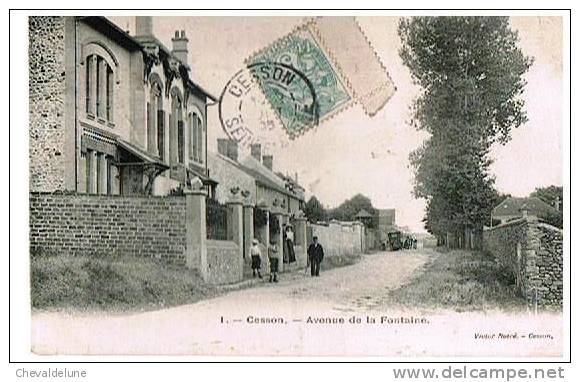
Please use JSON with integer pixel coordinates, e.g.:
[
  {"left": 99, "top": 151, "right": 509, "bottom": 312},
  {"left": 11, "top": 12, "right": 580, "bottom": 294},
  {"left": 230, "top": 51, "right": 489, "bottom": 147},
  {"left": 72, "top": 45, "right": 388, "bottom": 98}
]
[
  {"left": 30, "top": 192, "right": 187, "bottom": 264},
  {"left": 483, "top": 217, "right": 563, "bottom": 307},
  {"left": 206, "top": 240, "right": 242, "bottom": 284},
  {"left": 309, "top": 221, "right": 364, "bottom": 257}
]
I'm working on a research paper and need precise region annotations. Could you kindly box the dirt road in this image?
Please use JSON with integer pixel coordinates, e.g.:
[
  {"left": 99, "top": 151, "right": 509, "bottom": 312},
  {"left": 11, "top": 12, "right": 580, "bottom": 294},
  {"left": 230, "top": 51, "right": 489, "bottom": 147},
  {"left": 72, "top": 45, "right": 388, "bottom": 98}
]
[{"left": 31, "top": 249, "right": 563, "bottom": 357}]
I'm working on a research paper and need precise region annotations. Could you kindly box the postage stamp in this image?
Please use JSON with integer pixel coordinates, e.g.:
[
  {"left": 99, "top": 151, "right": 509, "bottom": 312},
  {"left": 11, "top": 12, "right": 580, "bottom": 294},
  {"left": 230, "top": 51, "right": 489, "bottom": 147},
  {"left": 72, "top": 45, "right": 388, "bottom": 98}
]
[
  {"left": 242, "top": 17, "right": 397, "bottom": 140},
  {"left": 246, "top": 25, "right": 352, "bottom": 134}
]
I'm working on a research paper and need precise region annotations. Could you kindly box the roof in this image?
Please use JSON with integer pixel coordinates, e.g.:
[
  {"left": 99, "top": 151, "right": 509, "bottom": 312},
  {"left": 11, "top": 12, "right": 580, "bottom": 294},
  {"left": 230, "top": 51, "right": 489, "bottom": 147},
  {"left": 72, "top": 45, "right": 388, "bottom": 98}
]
[
  {"left": 492, "top": 197, "right": 558, "bottom": 217},
  {"left": 239, "top": 165, "right": 300, "bottom": 199},
  {"left": 80, "top": 17, "right": 143, "bottom": 51},
  {"left": 355, "top": 209, "right": 373, "bottom": 218},
  {"left": 117, "top": 139, "right": 168, "bottom": 168},
  {"left": 186, "top": 166, "right": 217, "bottom": 185},
  {"left": 85, "top": 16, "right": 217, "bottom": 103},
  {"left": 134, "top": 34, "right": 218, "bottom": 103},
  {"left": 377, "top": 208, "right": 396, "bottom": 217}
]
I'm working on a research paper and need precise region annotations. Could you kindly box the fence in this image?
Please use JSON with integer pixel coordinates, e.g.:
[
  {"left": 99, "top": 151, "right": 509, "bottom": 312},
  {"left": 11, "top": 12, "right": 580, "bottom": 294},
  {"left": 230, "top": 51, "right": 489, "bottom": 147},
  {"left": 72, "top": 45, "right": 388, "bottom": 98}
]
[{"left": 206, "top": 198, "right": 229, "bottom": 241}]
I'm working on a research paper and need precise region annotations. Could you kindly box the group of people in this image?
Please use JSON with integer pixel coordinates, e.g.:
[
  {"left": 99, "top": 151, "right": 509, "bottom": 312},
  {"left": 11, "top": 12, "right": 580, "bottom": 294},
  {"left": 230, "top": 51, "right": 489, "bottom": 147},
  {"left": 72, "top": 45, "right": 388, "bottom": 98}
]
[{"left": 249, "top": 225, "right": 325, "bottom": 283}]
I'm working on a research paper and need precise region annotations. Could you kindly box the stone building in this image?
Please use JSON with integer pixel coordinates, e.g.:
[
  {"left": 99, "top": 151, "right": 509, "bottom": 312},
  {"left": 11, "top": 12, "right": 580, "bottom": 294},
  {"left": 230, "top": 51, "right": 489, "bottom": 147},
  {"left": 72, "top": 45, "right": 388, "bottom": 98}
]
[
  {"left": 208, "top": 139, "right": 307, "bottom": 273},
  {"left": 29, "top": 16, "right": 216, "bottom": 196}
]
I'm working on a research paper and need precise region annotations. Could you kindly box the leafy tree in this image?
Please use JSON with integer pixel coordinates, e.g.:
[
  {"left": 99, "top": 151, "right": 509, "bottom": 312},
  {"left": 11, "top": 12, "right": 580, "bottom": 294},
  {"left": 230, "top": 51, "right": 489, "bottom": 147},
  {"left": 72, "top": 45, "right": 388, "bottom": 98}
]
[
  {"left": 400, "top": 17, "right": 532, "bottom": 247},
  {"left": 304, "top": 196, "right": 327, "bottom": 223},
  {"left": 530, "top": 185, "right": 563, "bottom": 210},
  {"left": 539, "top": 209, "right": 563, "bottom": 229},
  {"left": 328, "top": 193, "right": 377, "bottom": 222}
]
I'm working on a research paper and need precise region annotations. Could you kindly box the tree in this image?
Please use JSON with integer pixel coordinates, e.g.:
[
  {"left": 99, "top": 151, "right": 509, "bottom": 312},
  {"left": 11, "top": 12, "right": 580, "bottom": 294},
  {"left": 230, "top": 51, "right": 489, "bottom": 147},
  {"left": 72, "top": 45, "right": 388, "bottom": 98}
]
[
  {"left": 530, "top": 185, "right": 563, "bottom": 210},
  {"left": 328, "top": 193, "right": 377, "bottom": 222},
  {"left": 304, "top": 196, "right": 327, "bottom": 222},
  {"left": 399, "top": 17, "right": 533, "bottom": 248}
]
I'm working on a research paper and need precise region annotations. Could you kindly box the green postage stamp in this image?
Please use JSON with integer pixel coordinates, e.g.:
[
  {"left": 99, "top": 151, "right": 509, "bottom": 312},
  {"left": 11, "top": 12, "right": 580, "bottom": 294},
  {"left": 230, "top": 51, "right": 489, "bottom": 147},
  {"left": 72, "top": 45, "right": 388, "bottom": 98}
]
[
  {"left": 247, "top": 26, "right": 352, "bottom": 137},
  {"left": 245, "top": 17, "right": 396, "bottom": 139}
]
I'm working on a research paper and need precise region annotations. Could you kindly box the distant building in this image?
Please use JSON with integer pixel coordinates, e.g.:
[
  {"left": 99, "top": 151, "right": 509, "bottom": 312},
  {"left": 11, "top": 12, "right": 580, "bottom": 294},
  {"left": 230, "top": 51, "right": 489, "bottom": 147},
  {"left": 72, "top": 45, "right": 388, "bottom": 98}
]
[
  {"left": 209, "top": 139, "right": 305, "bottom": 215},
  {"left": 355, "top": 209, "right": 373, "bottom": 227},
  {"left": 376, "top": 208, "right": 396, "bottom": 231},
  {"left": 492, "top": 197, "right": 559, "bottom": 224}
]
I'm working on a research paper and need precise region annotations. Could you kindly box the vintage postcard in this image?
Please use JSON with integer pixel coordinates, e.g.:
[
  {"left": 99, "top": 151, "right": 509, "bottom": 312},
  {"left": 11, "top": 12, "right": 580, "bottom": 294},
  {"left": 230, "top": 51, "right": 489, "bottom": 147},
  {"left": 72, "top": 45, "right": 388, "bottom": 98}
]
[{"left": 24, "top": 13, "right": 567, "bottom": 358}]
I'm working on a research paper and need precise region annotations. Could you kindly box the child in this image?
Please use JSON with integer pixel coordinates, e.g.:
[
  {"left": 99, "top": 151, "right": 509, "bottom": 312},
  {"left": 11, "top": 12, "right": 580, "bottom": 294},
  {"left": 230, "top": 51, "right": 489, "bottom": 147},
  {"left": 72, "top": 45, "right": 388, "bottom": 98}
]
[
  {"left": 250, "top": 239, "right": 263, "bottom": 279},
  {"left": 268, "top": 242, "right": 279, "bottom": 283}
]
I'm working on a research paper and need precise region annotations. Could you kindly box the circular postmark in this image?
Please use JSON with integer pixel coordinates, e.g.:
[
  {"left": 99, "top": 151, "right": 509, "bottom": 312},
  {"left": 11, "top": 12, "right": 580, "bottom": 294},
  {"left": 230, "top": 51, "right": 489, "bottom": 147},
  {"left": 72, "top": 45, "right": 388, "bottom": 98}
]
[{"left": 219, "top": 62, "right": 319, "bottom": 149}]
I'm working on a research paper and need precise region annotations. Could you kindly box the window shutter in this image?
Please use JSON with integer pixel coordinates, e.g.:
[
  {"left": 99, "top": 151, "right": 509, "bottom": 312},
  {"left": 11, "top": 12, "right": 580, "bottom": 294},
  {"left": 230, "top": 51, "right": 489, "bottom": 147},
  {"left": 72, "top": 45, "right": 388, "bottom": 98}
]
[
  {"left": 106, "top": 67, "right": 114, "bottom": 122},
  {"left": 197, "top": 116, "right": 203, "bottom": 163},
  {"left": 158, "top": 110, "right": 165, "bottom": 161},
  {"left": 85, "top": 56, "right": 92, "bottom": 113},
  {"left": 189, "top": 114, "right": 194, "bottom": 160},
  {"left": 178, "top": 120, "right": 184, "bottom": 164}
]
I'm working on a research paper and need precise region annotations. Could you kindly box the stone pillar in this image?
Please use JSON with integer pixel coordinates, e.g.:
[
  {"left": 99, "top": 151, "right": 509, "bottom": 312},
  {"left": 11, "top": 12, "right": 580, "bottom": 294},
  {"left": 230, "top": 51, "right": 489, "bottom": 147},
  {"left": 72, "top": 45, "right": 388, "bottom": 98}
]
[
  {"left": 243, "top": 203, "right": 254, "bottom": 266},
  {"left": 98, "top": 153, "right": 108, "bottom": 195},
  {"left": 271, "top": 210, "right": 285, "bottom": 273},
  {"left": 354, "top": 222, "right": 364, "bottom": 254},
  {"left": 294, "top": 215, "right": 308, "bottom": 267},
  {"left": 185, "top": 190, "right": 207, "bottom": 278},
  {"left": 227, "top": 196, "right": 244, "bottom": 282},
  {"left": 87, "top": 150, "right": 98, "bottom": 194}
]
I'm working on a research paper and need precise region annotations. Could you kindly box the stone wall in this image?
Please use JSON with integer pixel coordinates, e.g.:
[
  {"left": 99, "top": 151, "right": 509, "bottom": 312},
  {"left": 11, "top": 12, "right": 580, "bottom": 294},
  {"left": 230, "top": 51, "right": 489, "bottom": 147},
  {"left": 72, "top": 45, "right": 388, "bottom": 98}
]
[
  {"left": 483, "top": 217, "right": 563, "bottom": 308},
  {"left": 30, "top": 193, "right": 187, "bottom": 264},
  {"left": 29, "top": 17, "right": 67, "bottom": 192},
  {"left": 309, "top": 221, "right": 364, "bottom": 257},
  {"left": 206, "top": 240, "right": 242, "bottom": 284}
]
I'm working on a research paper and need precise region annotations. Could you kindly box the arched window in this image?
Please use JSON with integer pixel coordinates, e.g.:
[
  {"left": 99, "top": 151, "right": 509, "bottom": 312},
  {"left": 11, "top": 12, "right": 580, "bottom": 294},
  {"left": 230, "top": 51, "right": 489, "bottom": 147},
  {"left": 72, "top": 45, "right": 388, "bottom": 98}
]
[
  {"left": 188, "top": 110, "right": 204, "bottom": 164},
  {"left": 147, "top": 75, "right": 164, "bottom": 159},
  {"left": 85, "top": 54, "right": 115, "bottom": 124},
  {"left": 169, "top": 89, "right": 184, "bottom": 165}
]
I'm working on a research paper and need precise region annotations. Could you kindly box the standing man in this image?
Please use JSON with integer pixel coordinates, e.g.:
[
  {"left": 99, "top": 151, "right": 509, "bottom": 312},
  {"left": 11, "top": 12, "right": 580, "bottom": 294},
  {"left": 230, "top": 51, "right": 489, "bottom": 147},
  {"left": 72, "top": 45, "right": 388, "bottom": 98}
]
[{"left": 307, "top": 236, "right": 324, "bottom": 277}]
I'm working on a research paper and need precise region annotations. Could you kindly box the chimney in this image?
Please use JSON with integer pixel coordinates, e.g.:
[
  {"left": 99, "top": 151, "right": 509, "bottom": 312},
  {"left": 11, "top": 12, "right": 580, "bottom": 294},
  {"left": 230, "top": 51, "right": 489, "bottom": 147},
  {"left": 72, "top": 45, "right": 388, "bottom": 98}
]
[
  {"left": 217, "top": 138, "right": 238, "bottom": 162},
  {"left": 250, "top": 143, "right": 262, "bottom": 162},
  {"left": 226, "top": 140, "right": 238, "bottom": 162},
  {"left": 263, "top": 155, "right": 273, "bottom": 171},
  {"left": 171, "top": 30, "right": 189, "bottom": 65},
  {"left": 135, "top": 16, "right": 153, "bottom": 36},
  {"left": 217, "top": 139, "right": 228, "bottom": 157}
]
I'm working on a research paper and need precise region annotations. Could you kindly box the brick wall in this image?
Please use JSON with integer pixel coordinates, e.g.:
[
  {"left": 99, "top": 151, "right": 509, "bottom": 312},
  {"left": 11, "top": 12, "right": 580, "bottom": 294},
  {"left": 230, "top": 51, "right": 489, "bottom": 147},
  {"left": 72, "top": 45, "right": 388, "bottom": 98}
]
[
  {"left": 483, "top": 217, "right": 563, "bottom": 307},
  {"left": 30, "top": 193, "right": 187, "bottom": 264},
  {"left": 29, "top": 16, "right": 67, "bottom": 192}
]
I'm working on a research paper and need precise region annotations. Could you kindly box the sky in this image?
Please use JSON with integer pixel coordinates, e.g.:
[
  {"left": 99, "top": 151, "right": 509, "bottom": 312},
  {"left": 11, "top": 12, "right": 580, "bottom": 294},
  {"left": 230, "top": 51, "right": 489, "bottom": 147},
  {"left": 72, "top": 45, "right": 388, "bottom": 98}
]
[{"left": 110, "top": 16, "right": 563, "bottom": 233}]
